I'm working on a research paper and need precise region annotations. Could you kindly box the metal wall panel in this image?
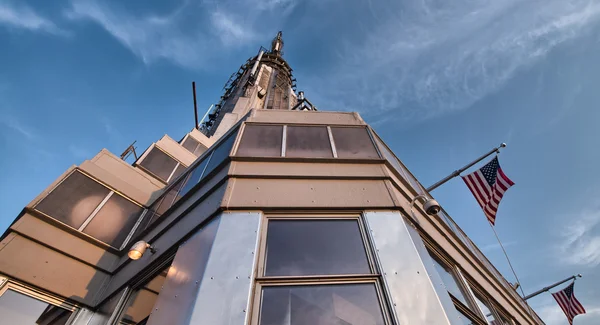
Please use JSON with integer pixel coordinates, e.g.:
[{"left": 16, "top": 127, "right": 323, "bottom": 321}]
[
  {"left": 364, "top": 210, "right": 462, "bottom": 325},
  {"left": 188, "top": 212, "right": 261, "bottom": 325},
  {"left": 146, "top": 217, "right": 221, "bottom": 325}
]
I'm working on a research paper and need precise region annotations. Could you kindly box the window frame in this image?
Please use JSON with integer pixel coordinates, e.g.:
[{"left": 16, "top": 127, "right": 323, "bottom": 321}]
[
  {"left": 0, "top": 275, "right": 79, "bottom": 323},
  {"left": 250, "top": 214, "right": 393, "bottom": 325},
  {"left": 32, "top": 169, "right": 146, "bottom": 250},
  {"left": 135, "top": 144, "right": 187, "bottom": 183}
]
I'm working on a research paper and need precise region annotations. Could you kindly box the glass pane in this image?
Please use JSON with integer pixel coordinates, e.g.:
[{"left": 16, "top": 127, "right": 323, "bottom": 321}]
[
  {"left": 456, "top": 308, "right": 476, "bottom": 325},
  {"left": 259, "top": 283, "right": 386, "bottom": 325},
  {"left": 139, "top": 147, "right": 178, "bottom": 181},
  {"left": 429, "top": 255, "right": 472, "bottom": 309},
  {"left": 193, "top": 143, "right": 208, "bottom": 156},
  {"left": 203, "top": 132, "right": 236, "bottom": 177},
  {"left": 169, "top": 164, "right": 187, "bottom": 182},
  {"left": 179, "top": 156, "right": 210, "bottom": 197},
  {"left": 36, "top": 171, "right": 110, "bottom": 229},
  {"left": 265, "top": 219, "right": 371, "bottom": 276},
  {"left": 286, "top": 126, "right": 333, "bottom": 158},
  {"left": 182, "top": 136, "right": 200, "bottom": 153},
  {"left": 237, "top": 124, "right": 283, "bottom": 157},
  {"left": 0, "top": 289, "right": 73, "bottom": 325},
  {"left": 82, "top": 194, "right": 143, "bottom": 247},
  {"left": 331, "top": 127, "right": 379, "bottom": 159},
  {"left": 119, "top": 269, "right": 168, "bottom": 325},
  {"left": 474, "top": 294, "right": 497, "bottom": 323}
]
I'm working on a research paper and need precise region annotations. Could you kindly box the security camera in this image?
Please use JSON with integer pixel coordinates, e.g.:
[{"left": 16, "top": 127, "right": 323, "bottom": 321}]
[{"left": 423, "top": 199, "right": 441, "bottom": 216}]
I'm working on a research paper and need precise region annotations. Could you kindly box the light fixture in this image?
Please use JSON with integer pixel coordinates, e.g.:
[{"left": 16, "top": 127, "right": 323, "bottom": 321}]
[
  {"left": 128, "top": 240, "right": 156, "bottom": 260},
  {"left": 410, "top": 194, "right": 441, "bottom": 217}
]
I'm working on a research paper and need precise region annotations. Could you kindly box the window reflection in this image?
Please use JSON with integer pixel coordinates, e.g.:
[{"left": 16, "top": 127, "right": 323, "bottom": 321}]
[
  {"left": 139, "top": 147, "right": 179, "bottom": 181},
  {"left": 237, "top": 124, "right": 283, "bottom": 157},
  {"left": 474, "top": 294, "right": 498, "bottom": 323},
  {"left": 330, "top": 127, "right": 379, "bottom": 159},
  {"left": 82, "top": 194, "right": 143, "bottom": 248},
  {"left": 0, "top": 289, "right": 73, "bottom": 325},
  {"left": 119, "top": 269, "right": 168, "bottom": 325},
  {"left": 429, "top": 254, "right": 472, "bottom": 309},
  {"left": 259, "top": 283, "right": 385, "bottom": 325},
  {"left": 265, "top": 219, "right": 371, "bottom": 276},
  {"left": 286, "top": 126, "right": 333, "bottom": 158}
]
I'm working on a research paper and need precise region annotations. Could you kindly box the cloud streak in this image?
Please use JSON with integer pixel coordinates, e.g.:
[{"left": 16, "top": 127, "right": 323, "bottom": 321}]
[
  {"left": 305, "top": 0, "right": 600, "bottom": 122},
  {"left": 559, "top": 207, "right": 600, "bottom": 267},
  {"left": 0, "top": 2, "right": 67, "bottom": 35}
]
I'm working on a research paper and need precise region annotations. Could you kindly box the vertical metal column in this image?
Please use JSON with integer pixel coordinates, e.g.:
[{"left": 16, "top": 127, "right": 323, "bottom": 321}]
[{"left": 364, "top": 210, "right": 463, "bottom": 325}]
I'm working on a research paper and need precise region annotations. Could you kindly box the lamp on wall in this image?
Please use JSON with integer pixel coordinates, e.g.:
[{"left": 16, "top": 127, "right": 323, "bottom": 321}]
[{"left": 128, "top": 240, "right": 156, "bottom": 260}]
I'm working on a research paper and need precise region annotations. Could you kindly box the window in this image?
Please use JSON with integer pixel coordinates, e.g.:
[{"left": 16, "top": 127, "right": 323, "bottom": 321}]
[
  {"left": 81, "top": 194, "right": 144, "bottom": 248},
  {"left": 0, "top": 288, "right": 74, "bottom": 325},
  {"left": 285, "top": 126, "right": 333, "bottom": 158},
  {"left": 259, "top": 283, "right": 386, "bottom": 325},
  {"left": 35, "top": 171, "right": 144, "bottom": 248},
  {"left": 36, "top": 170, "right": 111, "bottom": 229},
  {"left": 330, "top": 127, "right": 379, "bottom": 159},
  {"left": 265, "top": 219, "right": 371, "bottom": 276},
  {"left": 255, "top": 216, "right": 391, "bottom": 325},
  {"left": 203, "top": 132, "right": 236, "bottom": 176},
  {"left": 182, "top": 136, "right": 208, "bottom": 156},
  {"left": 429, "top": 253, "right": 472, "bottom": 309},
  {"left": 237, "top": 124, "right": 283, "bottom": 157},
  {"left": 178, "top": 157, "right": 210, "bottom": 198},
  {"left": 474, "top": 294, "right": 498, "bottom": 324},
  {"left": 138, "top": 147, "right": 179, "bottom": 182},
  {"left": 118, "top": 268, "right": 169, "bottom": 325}
]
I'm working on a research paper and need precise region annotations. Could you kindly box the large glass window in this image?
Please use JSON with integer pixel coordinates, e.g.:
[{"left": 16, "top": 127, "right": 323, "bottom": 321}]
[
  {"left": 429, "top": 254, "right": 472, "bottom": 309},
  {"left": 203, "top": 133, "right": 236, "bottom": 176},
  {"left": 330, "top": 127, "right": 379, "bottom": 159},
  {"left": 182, "top": 136, "right": 208, "bottom": 156},
  {"left": 265, "top": 219, "right": 371, "bottom": 276},
  {"left": 0, "top": 289, "right": 73, "bottom": 325},
  {"left": 138, "top": 147, "right": 179, "bottom": 181},
  {"left": 179, "top": 157, "right": 210, "bottom": 198},
  {"left": 118, "top": 269, "right": 168, "bottom": 325},
  {"left": 82, "top": 194, "right": 144, "bottom": 248},
  {"left": 259, "top": 283, "right": 386, "bottom": 325},
  {"left": 474, "top": 294, "right": 498, "bottom": 324},
  {"left": 36, "top": 171, "right": 111, "bottom": 229},
  {"left": 237, "top": 124, "right": 283, "bottom": 157},
  {"left": 285, "top": 126, "right": 333, "bottom": 158}
]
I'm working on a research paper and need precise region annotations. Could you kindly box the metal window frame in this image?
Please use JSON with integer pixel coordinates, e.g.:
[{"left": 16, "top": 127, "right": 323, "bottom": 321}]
[
  {"left": 468, "top": 284, "right": 506, "bottom": 325},
  {"left": 250, "top": 214, "right": 393, "bottom": 325},
  {"left": 233, "top": 123, "right": 285, "bottom": 158},
  {"left": 328, "top": 125, "right": 382, "bottom": 159},
  {"left": 136, "top": 144, "right": 186, "bottom": 183},
  {"left": 284, "top": 124, "right": 335, "bottom": 158},
  {"left": 0, "top": 275, "right": 79, "bottom": 322}
]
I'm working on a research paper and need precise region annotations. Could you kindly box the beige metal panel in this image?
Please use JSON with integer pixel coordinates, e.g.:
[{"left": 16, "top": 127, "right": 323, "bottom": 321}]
[
  {"left": 230, "top": 161, "right": 388, "bottom": 178},
  {"left": 80, "top": 160, "right": 161, "bottom": 206},
  {"left": 223, "top": 178, "right": 396, "bottom": 208},
  {"left": 155, "top": 135, "right": 197, "bottom": 166},
  {"left": 90, "top": 149, "right": 163, "bottom": 192},
  {"left": 9, "top": 213, "right": 118, "bottom": 272},
  {"left": 384, "top": 183, "right": 535, "bottom": 324},
  {"left": 248, "top": 109, "right": 366, "bottom": 126},
  {"left": 213, "top": 113, "right": 241, "bottom": 140},
  {"left": 0, "top": 234, "right": 110, "bottom": 306},
  {"left": 98, "top": 182, "right": 228, "bottom": 303},
  {"left": 189, "top": 129, "right": 215, "bottom": 149}
]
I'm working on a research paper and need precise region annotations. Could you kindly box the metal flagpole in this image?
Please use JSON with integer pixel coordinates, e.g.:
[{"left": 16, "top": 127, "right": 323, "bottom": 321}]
[
  {"left": 426, "top": 143, "right": 506, "bottom": 192},
  {"left": 524, "top": 274, "right": 582, "bottom": 300}
]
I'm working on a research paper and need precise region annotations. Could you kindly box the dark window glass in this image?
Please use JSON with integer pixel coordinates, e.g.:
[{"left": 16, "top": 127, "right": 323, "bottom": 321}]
[
  {"left": 265, "top": 219, "right": 371, "bottom": 276},
  {"left": 193, "top": 143, "right": 208, "bottom": 156},
  {"left": 429, "top": 255, "right": 472, "bottom": 309},
  {"left": 474, "top": 294, "right": 497, "bottom": 323},
  {"left": 36, "top": 171, "right": 110, "bottom": 229},
  {"left": 331, "top": 127, "right": 379, "bottom": 159},
  {"left": 0, "top": 289, "right": 73, "bottom": 325},
  {"left": 237, "top": 124, "right": 283, "bottom": 157},
  {"left": 286, "top": 126, "right": 333, "bottom": 158},
  {"left": 82, "top": 194, "right": 143, "bottom": 247},
  {"left": 203, "top": 133, "right": 236, "bottom": 177},
  {"left": 139, "top": 147, "right": 178, "bottom": 181},
  {"left": 259, "top": 283, "right": 385, "bottom": 325},
  {"left": 170, "top": 163, "right": 187, "bottom": 181},
  {"left": 179, "top": 157, "right": 210, "bottom": 197},
  {"left": 182, "top": 136, "right": 200, "bottom": 153},
  {"left": 119, "top": 270, "right": 167, "bottom": 324}
]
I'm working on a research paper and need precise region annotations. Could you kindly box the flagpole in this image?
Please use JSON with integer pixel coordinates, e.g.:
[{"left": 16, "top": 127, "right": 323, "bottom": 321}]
[
  {"left": 426, "top": 143, "right": 506, "bottom": 192},
  {"left": 524, "top": 274, "right": 582, "bottom": 300}
]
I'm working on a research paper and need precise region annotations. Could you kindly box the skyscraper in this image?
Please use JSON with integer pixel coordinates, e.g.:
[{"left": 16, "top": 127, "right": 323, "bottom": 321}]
[{"left": 0, "top": 32, "right": 542, "bottom": 325}]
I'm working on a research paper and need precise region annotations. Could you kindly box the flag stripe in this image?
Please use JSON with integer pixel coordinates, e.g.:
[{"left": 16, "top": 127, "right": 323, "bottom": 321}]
[{"left": 552, "top": 283, "right": 585, "bottom": 324}]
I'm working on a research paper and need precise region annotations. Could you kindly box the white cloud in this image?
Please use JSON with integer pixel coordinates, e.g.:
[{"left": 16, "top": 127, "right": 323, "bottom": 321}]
[
  {"left": 210, "top": 11, "right": 257, "bottom": 46},
  {"left": 537, "top": 302, "right": 600, "bottom": 325},
  {"left": 0, "top": 115, "right": 36, "bottom": 140},
  {"left": 480, "top": 240, "right": 518, "bottom": 254},
  {"left": 0, "top": 2, "right": 67, "bottom": 35},
  {"left": 559, "top": 208, "right": 600, "bottom": 267},
  {"left": 306, "top": 0, "right": 600, "bottom": 122}
]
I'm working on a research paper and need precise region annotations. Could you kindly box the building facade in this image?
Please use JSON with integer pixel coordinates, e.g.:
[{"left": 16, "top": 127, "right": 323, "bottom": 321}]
[{"left": 0, "top": 33, "right": 542, "bottom": 325}]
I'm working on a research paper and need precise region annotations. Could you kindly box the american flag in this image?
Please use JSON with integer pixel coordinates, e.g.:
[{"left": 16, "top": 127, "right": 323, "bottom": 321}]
[
  {"left": 552, "top": 283, "right": 586, "bottom": 325},
  {"left": 462, "top": 157, "right": 514, "bottom": 225}
]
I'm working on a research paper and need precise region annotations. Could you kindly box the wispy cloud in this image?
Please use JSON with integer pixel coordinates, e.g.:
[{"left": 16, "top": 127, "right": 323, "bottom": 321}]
[
  {"left": 559, "top": 208, "right": 600, "bottom": 267},
  {"left": 305, "top": 0, "right": 600, "bottom": 122},
  {"left": 480, "top": 240, "right": 518, "bottom": 254},
  {"left": 0, "top": 115, "right": 36, "bottom": 140},
  {"left": 0, "top": 2, "right": 67, "bottom": 36},
  {"left": 537, "top": 302, "right": 599, "bottom": 325},
  {"left": 65, "top": 0, "right": 295, "bottom": 69}
]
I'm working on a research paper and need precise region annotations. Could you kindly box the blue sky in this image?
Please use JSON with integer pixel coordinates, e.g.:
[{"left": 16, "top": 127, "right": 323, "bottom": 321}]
[{"left": 1, "top": 0, "right": 599, "bottom": 324}]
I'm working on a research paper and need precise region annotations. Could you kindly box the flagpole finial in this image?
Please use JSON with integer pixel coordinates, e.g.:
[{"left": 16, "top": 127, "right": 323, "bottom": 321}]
[
  {"left": 500, "top": 143, "right": 507, "bottom": 148},
  {"left": 577, "top": 274, "right": 582, "bottom": 278}
]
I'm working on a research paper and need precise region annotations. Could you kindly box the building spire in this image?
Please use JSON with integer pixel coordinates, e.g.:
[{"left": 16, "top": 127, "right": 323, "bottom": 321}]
[{"left": 271, "top": 31, "right": 284, "bottom": 55}]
